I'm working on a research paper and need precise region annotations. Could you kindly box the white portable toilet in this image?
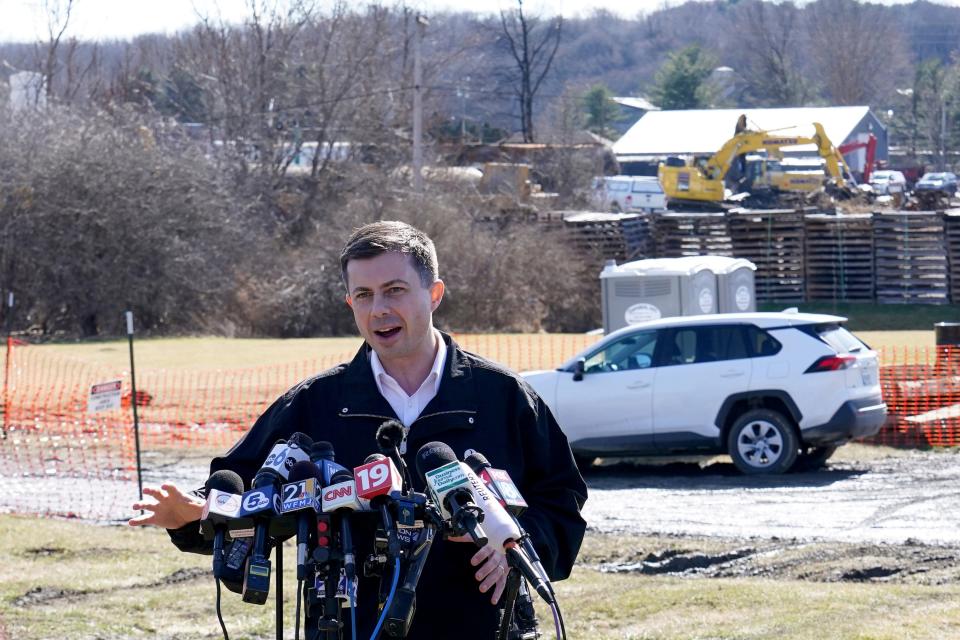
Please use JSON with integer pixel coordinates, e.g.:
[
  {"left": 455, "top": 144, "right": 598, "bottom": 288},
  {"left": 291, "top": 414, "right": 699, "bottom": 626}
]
[
  {"left": 703, "top": 256, "right": 757, "bottom": 313},
  {"left": 600, "top": 257, "right": 719, "bottom": 333}
]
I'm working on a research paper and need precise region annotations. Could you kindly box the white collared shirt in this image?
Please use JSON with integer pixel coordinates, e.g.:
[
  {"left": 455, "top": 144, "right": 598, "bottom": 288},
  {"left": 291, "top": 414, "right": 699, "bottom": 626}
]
[{"left": 370, "top": 331, "right": 447, "bottom": 429}]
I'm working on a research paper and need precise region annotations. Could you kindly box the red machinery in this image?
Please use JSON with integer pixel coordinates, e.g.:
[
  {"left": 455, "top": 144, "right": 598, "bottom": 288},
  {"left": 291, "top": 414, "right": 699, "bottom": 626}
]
[{"left": 838, "top": 134, "right": 877, "bottom": 182}]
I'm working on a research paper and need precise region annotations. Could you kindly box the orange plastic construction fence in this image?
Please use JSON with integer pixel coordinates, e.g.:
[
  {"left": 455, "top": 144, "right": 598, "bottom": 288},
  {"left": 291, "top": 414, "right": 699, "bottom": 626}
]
[{"left": 0, "top": 335, "right": 954, "bottom": 522}]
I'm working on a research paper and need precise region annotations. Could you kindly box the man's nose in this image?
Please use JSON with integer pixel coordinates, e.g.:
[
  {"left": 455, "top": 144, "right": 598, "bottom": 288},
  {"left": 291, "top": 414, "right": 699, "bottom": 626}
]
[{"left": 371, "top": 293, "right": 390, "bottom": 316}]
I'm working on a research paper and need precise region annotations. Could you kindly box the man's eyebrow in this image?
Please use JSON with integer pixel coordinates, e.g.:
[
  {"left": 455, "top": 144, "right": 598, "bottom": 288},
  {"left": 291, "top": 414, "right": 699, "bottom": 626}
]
[{"left": 350, "top": 279, "right": 410, "bottom": 295}]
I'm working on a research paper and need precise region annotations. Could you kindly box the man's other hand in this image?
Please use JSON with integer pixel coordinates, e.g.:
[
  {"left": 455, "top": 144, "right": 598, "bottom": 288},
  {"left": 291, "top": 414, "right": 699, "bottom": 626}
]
[
  {"left": 128, "top": 483, "right": 204, "bottom": 530},
  {"left": 469, "top": 543, "right": 509, "bottom": 605}
]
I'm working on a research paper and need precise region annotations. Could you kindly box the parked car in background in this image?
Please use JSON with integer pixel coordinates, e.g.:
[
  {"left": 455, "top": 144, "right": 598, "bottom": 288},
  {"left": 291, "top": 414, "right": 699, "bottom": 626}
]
[
  {"left": 915, "top": 172, "right": 958, "bottom": 196},
  {"left": 869, "top": 170, "right": 907, "bottom": 195},
  {"left": 592, "top": 176, "right": 666, "bottom": 213},
  {"left": 522, "top": 312, "right": 886, "bottom": 475}
]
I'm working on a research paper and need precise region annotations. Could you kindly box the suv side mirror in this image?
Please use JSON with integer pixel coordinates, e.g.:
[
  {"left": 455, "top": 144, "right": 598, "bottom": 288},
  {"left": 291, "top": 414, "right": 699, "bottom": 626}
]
[{"left": 573, "top": 358, "right": 585, "bottom": 382}]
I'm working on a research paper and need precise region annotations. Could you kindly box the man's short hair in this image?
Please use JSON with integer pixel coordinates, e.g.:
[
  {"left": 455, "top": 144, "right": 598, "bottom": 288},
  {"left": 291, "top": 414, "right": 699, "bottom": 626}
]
[{"left": 340, "top": 221, "right": 439, "bottom": 289}]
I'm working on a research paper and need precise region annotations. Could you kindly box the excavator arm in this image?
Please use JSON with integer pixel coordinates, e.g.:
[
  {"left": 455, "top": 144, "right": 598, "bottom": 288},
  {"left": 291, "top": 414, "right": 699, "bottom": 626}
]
[{"left": 659, "top": 120, "right": 850, "bottom": 206}]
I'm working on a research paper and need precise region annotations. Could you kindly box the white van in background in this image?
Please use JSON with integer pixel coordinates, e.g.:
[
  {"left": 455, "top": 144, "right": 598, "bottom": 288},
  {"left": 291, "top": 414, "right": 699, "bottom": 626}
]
[{"left": 592, "top": 176, "right": 666, "bottom": 213}]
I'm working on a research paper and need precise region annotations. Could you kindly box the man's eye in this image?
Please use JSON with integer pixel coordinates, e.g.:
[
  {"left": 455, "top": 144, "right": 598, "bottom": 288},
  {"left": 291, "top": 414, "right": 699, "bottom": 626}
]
[
  {"left": 354, "top": 292, "right": 372, "bottom": 300},
  {"left": 388, "top": 287, "right": 405, "bottom": 294}
]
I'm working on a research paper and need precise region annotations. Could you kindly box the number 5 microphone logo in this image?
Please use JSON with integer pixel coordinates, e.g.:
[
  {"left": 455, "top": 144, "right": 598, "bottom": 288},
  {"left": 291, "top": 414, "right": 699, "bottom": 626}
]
[{"left": 354, "top": 457, "right": 401, "bottom": 501}]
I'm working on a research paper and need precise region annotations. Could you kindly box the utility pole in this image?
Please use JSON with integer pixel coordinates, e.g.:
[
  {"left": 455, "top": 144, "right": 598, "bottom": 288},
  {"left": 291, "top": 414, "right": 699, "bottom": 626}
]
[
  {"left": 941, "top": 95, "right": 948, "bottom": 172},
  {"left": 413, "top": 14, "right": 428, "bottom": 193}
]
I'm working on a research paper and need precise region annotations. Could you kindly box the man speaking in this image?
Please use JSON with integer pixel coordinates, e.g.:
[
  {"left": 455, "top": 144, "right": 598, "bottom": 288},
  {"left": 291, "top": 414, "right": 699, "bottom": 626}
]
[{"left": 130, "top": 221, "right": 587, "bottom": 638}]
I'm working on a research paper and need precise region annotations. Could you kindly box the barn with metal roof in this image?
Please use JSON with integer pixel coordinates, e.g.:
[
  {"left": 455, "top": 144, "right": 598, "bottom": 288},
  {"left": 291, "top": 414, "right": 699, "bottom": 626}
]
[{"left": 613, "top": 106, "right": 887, "bottom": 177}]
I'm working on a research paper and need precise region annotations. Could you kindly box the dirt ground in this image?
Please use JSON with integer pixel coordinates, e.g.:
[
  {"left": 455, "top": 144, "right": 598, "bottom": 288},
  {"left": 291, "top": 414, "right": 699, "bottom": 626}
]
[
  {"left": 580, "top": 444, "right": 960, "bottom": 584},
  {"left": 14, "top": 443, "right": 960, "bottom": 588}
]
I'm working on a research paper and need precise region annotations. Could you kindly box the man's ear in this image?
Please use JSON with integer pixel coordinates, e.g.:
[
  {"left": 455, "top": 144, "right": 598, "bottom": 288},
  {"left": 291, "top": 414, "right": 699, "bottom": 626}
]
[
  {"left": 344, "top": 292, "right": 353, "bottom": 309},
  {"left": 429, "top": 279, "right": 445, "bottom": 311}
]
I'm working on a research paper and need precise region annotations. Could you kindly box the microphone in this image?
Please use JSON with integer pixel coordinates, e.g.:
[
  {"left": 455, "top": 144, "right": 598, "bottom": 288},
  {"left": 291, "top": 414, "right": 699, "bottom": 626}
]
[
  {"left": 354, "top": 453, "right": 404, "bottom": 503},
  {"left": 355, "top": 453, "right": 406, "bottom": 558},
  {"left": 414, "top": 442, "right": 488, "bottom": 546},
  {"left": 463, "top": 452, "right": 529, "bottom": 515},
  {"left": 286, "top": 460, "right": 323, "bottom": 580},
  {"left": 376, "top": 419, "right": 414, "bottom": 492},
  {"left": 321, "top": 470, "right": 371, "bottom": 513},
  {"left": 419, "top": 443, "right": 555, "bottom": 604},
  {"left": 202, "top": 470, "right": 245, "bottom": 579},
  {"left": 242, "top": 434, "right": 310, "bottom": 605},
  {"left": 464, "top": 452, "right": 551, "bottom": 594},
  {"left": 311, "top": 440, "right": 350, "bottom": 485},
  {"left": 255, "top": 434, "right": 312, "bottom": 485},
  {"left": 324, "top": 468, "right": 361, "bottom": 589}
]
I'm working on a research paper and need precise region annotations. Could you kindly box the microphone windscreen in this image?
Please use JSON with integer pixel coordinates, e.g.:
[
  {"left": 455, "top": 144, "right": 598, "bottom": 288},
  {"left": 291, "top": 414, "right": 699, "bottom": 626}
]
[
  {"left": 288, "top": 460, "right": 322, "bottom": 482},
  {"left": 414, "top": 441, "right": 457, "bottom": 483},
  {"left": 329, "top": 468, "right": 354, "bottom": 484},
  {"left": 463, "top": 452, "right": 491, "bottom": 473},
  {"left": 311, "top": 440, "right": 336, "bottom": 461},
  {"left": 364, "top": 452, "right": 387, "bottom": 464},
  {"left": 205, "top": 469, "right": 245, "bottom": 494},
  {"left": 376, "top": 420, "right": 406, "bottom": 451},
  {"left": 288, "top": 432, "right": 315, "bottom": 450}
]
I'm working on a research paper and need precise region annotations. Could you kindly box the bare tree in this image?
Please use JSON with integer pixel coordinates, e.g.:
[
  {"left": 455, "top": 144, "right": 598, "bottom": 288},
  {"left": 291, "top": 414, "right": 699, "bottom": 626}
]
[
  {"left": 38, "top": 0, "right": 74, "bottom": 101},
  {"left": 805, "top": 0, "right": 910, "bottom": 105},
  {"left": 736, "top": 1, "right": 811, "bottom": 106},
  {"left": 498, "top": 0, "right": 563, "bottom": 142}
]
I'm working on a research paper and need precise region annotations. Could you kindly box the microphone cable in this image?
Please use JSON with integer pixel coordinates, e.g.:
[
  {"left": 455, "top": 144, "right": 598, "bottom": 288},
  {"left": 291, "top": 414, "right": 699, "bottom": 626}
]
[
  {"left": 549, "top": 600, "right": 567, "bottom": 640},
  {"left": 369, "top": 557, "right": 401, "bottom": 640},
  {"left": 215, "top": 577, "right": 230, "bottom": 640}
]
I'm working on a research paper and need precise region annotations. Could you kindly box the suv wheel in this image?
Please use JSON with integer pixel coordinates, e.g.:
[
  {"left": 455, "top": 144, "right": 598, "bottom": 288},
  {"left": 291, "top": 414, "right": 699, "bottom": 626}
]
[
  {"left": 727, "top": 409, "right": 799, "bottom": 475},
  {"left": 792, "top": 445, "right": 837, "bottom": 471}
]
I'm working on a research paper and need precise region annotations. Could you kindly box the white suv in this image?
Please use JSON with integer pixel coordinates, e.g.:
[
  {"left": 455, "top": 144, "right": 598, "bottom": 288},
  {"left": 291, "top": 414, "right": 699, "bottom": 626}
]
[{"left": 522, "top": 312, "right": 886, "bottom": 475}]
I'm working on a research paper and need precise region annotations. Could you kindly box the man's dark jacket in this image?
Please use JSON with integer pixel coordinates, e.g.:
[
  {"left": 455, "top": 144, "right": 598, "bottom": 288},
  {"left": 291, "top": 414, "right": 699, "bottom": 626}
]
[{"left": 170, "top": 332, "right": 588, "bottom": 639}]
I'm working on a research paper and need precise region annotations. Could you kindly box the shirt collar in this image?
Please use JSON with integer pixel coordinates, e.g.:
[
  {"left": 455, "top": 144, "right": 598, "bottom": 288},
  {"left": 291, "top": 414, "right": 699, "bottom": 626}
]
[{"left": 370, "top": 329, "right": 446, "bottom": 397}]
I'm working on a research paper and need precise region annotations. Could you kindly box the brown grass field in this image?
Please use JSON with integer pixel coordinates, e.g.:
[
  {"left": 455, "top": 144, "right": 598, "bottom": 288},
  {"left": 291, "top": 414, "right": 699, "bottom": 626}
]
[{"left": 1, "top": 331, "right": 957, "bottom": 639}]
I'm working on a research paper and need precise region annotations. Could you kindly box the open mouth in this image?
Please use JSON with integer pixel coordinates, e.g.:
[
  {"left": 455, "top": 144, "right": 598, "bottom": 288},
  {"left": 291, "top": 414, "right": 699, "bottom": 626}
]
[{"left": 374, "top": 327, "right": 402, "bottom": 339}]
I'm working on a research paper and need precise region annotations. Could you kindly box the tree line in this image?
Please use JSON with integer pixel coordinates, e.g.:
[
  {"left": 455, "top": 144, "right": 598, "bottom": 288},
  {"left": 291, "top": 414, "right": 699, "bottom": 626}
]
[{"left": 3, "top": 0, "right": 960, "bottom": 338}]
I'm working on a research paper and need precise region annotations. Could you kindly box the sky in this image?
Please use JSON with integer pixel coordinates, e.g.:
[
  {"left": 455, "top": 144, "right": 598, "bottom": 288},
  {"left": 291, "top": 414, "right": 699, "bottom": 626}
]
[
  {"left": 0, "top": 0, "right": 654, "bottom": 42},
  {"left": 2, "top": 0, "right": 955, "bottom": 43}
]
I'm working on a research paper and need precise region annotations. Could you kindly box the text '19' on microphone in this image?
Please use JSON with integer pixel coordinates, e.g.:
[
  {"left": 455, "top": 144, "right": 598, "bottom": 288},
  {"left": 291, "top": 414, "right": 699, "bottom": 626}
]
[{"left": 355, "top": 453, "right": 405, "bottom": 557}]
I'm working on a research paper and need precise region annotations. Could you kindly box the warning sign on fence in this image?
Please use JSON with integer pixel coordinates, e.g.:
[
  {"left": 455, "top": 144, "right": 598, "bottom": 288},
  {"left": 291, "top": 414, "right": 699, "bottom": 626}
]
[{"left": 88, "top": 380, "right": 122, "bottom": 413}]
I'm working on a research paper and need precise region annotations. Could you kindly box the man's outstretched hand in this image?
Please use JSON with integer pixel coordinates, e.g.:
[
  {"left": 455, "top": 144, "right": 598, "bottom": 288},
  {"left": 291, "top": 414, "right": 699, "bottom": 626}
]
[{"left": 128, "top": 483, "right": 204, "bottom": 530}]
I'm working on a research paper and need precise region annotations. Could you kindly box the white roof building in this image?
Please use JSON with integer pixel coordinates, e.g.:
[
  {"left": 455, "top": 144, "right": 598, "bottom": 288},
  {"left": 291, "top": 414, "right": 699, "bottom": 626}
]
[{"left": 613, "top": 106, "right": 887, "bottom": 171}]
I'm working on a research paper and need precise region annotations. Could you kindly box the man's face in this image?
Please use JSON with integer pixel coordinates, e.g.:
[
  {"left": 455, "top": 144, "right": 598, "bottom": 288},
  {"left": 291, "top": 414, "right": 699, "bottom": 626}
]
[{"left": 345, "top": 252, "right": 444, "bottom": 365}]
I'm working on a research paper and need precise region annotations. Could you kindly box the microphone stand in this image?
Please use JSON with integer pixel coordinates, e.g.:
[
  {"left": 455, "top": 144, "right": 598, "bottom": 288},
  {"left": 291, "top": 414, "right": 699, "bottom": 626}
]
[
  {"left": 496, "top": 569, "right": 522, "bottom": 640},
  {"left": 276, "top": 542, "right": 283, "bottom": 640}
]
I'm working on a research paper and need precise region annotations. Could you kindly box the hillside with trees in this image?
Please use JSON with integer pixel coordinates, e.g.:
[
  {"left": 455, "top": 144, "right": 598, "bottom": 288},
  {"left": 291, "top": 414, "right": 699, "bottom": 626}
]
[{"left": 1, "top": 0, "right": 959, "bottom": 337}]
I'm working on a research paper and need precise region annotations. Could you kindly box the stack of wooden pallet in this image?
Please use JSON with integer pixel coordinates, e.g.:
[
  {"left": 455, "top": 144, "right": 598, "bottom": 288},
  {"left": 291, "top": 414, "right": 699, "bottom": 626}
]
[
  {"left": 551, "top": 211, "right": 651, "bottom": 263},
  {"left": 728, "top": 208, "right": 806, "bottom": 303},
  {"left": 874, "top": 211, "right": 948, "bottom": 304},
  {"left": 804, "top": 213, "right": 875, "bottom": 301},
  {"left": 944, "top": 210, "right": 960, "bottom": 303},
  {"left": 651, "top": 212, "right": 733, "bottom": 258}
]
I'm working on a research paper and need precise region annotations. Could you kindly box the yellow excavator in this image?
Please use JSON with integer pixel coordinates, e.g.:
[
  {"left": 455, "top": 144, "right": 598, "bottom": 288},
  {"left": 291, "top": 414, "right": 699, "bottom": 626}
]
[{"left": 657, "top": 116, "right": 854, "bottom": 208}]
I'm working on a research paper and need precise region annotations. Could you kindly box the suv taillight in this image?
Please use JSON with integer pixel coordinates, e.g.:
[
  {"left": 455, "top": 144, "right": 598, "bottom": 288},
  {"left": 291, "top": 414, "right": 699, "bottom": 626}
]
[{"left": 805, "top": 355, "right": 856, "bottom": 373}]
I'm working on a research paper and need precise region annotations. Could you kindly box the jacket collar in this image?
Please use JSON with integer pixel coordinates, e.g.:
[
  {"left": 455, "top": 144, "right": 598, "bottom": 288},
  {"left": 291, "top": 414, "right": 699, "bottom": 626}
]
[{"left": 338, "top": 331, "right": 478, "bottom": 440}]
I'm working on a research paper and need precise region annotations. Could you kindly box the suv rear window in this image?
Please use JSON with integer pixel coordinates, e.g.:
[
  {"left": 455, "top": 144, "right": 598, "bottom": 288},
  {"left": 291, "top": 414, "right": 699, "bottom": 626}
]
[
  {"left": 809, "top": 323, "right": 869, "bottom": 354},
  {"left": 745, "top": 325, "right": 781, "bottom": 357}
]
